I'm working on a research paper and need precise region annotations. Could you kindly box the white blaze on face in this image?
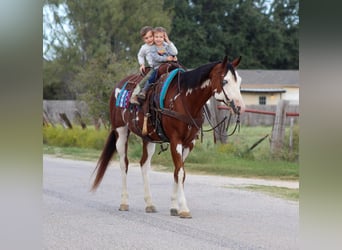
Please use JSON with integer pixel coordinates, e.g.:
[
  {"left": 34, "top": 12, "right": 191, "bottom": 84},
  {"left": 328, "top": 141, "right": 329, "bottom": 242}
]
[{"left": 215, "top": 70, "right": 245, "bottom": 113}]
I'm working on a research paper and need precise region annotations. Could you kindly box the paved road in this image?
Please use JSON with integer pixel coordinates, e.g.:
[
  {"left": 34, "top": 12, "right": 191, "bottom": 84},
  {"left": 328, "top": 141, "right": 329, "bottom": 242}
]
[{"left": 43, "top": 155, "right": 298, "bottom": 250}]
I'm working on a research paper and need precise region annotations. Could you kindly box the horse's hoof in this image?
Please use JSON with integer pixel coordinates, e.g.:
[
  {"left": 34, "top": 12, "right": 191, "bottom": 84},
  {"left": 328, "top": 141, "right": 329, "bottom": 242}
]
[
  {"left": 119, "top": 204, "right": 129, "bottom": 211},
  {"left": 170, "top": 208, "right": 179, "bottom": 216},
  {"left": 179, "top": 211, "right": 192, "bottom": 219},
  {"left": 145, "top": 205, "right": 157, "bottom": 213}
]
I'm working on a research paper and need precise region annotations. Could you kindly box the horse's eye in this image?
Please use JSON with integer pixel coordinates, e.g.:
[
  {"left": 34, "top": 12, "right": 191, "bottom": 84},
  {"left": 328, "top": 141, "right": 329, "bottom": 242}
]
[{"left": 222, "top": 80, "right": 228, "bottom": 85}]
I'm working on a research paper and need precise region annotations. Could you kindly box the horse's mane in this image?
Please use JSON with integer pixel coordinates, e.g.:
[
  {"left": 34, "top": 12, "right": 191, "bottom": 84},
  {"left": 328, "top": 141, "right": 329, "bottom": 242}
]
[{"left": 179, "top": 61, "right": 221, "bottom": 90}]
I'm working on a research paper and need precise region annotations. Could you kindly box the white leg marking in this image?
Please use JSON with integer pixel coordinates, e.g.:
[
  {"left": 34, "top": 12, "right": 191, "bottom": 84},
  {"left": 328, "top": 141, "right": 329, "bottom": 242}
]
[
  {"left": 183, "top": 140, "right": 195, "bottom": 161},
  {"left": 178, "top": 168, "right": 190, "bottom": 213},
  {"left": 141, "top": 143, "right": 155, "bottom": 207},
  {"left": 171, "top": 181, "right": 179, "bottom": 211},
  {"left": 183, "top": 147, "right": 190, "bottom": 161},
  {"left": 176, "top": 144, "right": 183, "bottom": 156},
  {"left": 171, "top": 144, "right": 183, "bottom": 212},
  {"left": 116, "top": 127, "right": 129, "bottom": 206}
]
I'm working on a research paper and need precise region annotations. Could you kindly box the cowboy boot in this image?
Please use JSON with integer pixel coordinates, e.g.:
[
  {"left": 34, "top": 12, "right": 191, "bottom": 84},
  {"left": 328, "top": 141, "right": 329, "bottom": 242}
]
[
  {"left": 130, "top": 94, "right": 140, "bottom": 105},
  {"left": 137, "top": 88, "right": 147, "bottom": 100}
]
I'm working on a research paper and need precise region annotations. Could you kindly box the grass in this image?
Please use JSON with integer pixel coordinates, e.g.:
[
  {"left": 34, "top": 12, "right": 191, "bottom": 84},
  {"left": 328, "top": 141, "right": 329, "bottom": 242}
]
[
  {"left": 238, "top": 185, "right": 299, "bottom": 201},
  {"left": 44, "top": 145, "right": 102, "bottom": 161},
  {"left": 43, "top": 124, "right": 299, "bottom": 181}
]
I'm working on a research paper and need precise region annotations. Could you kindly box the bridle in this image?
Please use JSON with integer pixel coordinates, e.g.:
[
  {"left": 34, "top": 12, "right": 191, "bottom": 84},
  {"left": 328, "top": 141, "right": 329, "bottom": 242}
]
[
  {"left": 217, "top": 69, "right": 241, "bottom": 115},
  {"left": 162, "top": 62, "right": 241, "bottom": 137},
  {"left": 202, "top": 67, "right": 241, "bottom": 137}
]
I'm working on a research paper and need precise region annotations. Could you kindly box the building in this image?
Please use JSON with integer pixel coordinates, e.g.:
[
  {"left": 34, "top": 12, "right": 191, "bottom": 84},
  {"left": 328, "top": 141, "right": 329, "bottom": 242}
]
[{"left": 239, "top": 70, "right": 299, "bottom": 105}]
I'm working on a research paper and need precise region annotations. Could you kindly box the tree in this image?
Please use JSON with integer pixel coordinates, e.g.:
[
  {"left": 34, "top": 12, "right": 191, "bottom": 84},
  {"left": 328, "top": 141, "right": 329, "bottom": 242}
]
[
  {"left": 43, "top": 0, "right": 299, "bottom": 123},
  {"left": 268, "top": 0, "right": 299, "bottom": 69},
  {"left": 43, "top": 47, "right": 80, "bottom": 100},
  {"left": 168, "top": 0, "right": 298, "bottom": 69},
  {"left": 43, "top": 0, "right": 174, "bottom": 119}
]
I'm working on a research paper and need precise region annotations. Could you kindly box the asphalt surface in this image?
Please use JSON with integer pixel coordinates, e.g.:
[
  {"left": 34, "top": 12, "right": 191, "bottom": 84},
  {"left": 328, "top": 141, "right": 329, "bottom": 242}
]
[{"left": 43, "top": 155, "right": 299, "bottom": 250}]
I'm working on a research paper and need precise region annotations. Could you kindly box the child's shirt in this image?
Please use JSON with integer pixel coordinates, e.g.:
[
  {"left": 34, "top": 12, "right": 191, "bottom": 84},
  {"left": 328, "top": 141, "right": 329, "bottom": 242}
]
[
  {"left": 150, "top": 42, "right": 178, "bottom": 69},
  {"left": 137, "top": 44, "right": 153, "bottom": 67}
]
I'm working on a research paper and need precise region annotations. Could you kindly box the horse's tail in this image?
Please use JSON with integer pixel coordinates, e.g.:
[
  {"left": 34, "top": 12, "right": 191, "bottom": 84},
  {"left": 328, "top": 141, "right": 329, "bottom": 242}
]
[{"left": 91, "top": 129, "right": 117, "bottom": 191}]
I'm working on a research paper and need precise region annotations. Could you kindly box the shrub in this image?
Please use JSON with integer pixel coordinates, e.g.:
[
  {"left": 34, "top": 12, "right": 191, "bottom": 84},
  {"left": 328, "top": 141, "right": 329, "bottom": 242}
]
[{"left": 43, "top": 125, "right": 108, "bottom": 150}]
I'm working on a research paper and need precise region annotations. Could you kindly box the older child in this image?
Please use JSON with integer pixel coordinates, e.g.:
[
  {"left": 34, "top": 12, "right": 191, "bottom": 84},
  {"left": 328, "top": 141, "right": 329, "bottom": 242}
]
[
  {"left": 130, "top": 26, "right": 154, "bottom": 104},
  {"left": 137, "top": 27, "right": 178, "bottom": 100}
]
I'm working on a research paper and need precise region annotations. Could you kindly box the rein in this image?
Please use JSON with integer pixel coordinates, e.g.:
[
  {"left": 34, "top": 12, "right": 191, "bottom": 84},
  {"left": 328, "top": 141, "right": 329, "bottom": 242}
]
[
  {"left": 155, "top": 61, "right": 241, "bottom": 140},
  {"left": 200, "top": 69, "right": 241, "bottom": 137},
  {"left": 202, "top": 106, "right": 241, "bottom": 136},
  {"left": 226, "top": 113, "right": 241, "bottom": 136}
]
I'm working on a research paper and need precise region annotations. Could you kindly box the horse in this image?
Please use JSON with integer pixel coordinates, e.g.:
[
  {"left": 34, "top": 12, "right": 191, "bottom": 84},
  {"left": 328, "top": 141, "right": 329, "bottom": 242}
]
[{"left": 91, "top": 56, "right": 245, "bottom": 218}]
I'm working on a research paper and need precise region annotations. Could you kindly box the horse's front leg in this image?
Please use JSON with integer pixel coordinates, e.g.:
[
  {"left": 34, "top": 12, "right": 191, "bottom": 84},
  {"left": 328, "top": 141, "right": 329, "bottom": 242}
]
[
  {"left": 116, "top": 127, "right": 129, "bottom": 211},
  {"left": 140, "top": 141, "right": 157, "bottom": 213},
  {"left": 170, "top": 142, "right": 192, "bottom": 218}
]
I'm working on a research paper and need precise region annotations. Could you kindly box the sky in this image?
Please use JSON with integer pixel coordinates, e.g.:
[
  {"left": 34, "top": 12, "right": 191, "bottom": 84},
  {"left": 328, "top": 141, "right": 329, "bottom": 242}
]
[{"left": 43, "top": 3, "right": 72, "bottom": 60}]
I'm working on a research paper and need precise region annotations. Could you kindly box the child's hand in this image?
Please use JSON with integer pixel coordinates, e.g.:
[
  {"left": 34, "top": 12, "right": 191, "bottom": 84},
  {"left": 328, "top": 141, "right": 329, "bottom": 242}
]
[
  {"left": 164, "top": 32, "right": 170, "bottom": 43},
  {"left": 167, "top": 56, "right": 177, "bottom": 62},
  {"left": 139, "top": 64, "right": 145, "bottom": 73}
]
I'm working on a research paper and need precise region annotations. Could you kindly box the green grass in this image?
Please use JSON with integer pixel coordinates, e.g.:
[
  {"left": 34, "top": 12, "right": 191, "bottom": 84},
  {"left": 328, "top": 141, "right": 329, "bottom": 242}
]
[
  {"left": 239, "top": 185, "right": 299, "bottom": 201},
  {"left": 43, "top": 125, "right": 299, "bottom": 181},
  {"left": 44, "top": 145, "right": 102, "bottom": 161}
]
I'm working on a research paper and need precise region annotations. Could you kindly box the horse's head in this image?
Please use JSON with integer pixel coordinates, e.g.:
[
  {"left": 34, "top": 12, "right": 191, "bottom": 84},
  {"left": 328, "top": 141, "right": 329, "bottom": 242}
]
[{"left": 212, "top": 56, "right": 245, "bottom": 115}]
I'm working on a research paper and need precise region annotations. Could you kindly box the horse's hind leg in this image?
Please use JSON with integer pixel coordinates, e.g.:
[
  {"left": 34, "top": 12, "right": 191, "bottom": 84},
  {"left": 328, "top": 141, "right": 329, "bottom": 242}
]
[
  {"left": 140, "top": 141, "right": 157, "bottom": 213},
  {"left": 116, "top": 126, "right": 130, "bottom": 211}
]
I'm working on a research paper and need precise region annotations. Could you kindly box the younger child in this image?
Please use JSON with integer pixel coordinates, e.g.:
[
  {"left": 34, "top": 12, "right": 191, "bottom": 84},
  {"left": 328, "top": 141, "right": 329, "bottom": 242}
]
[
  {"left": 137, "top": 27, "right": 178, "bottom": 100},
  {"left": 130, "top": 26, "right": 154, "bottom": 104}
]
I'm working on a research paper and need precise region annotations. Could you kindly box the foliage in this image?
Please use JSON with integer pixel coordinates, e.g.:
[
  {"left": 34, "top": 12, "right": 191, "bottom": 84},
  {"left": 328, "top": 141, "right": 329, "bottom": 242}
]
[
  {"left": 43, "top": 0, "right": 173, "bottom": 117},
  {"left": 43, "top": 49, "right": 80, "bottom": 100},
  {"left": 43, "top": 125, "right": 299, "bottom": 180},
  {"left": 168, "top": 0, "right": 299, "bottom": 69},
  {"left": 43, "top": 125, "right": 108, "bottom": 150},
  {"left": 44, "top": 0, "right": 173, "bottom": 61},
  {"left": 43, "top": 0, "right": 299, "bottom": 119},
  {"left": 71, "top": 54, "right": 132, "bottom": 119}
]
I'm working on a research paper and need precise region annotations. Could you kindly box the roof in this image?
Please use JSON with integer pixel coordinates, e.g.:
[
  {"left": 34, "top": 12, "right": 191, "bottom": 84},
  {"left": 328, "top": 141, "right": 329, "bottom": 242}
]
[
  {"left": 241, "top": 88, "right": 286, "bottom": 93},
  {"left": 238, "top": 69, "right": 299, "bottom": 88}
]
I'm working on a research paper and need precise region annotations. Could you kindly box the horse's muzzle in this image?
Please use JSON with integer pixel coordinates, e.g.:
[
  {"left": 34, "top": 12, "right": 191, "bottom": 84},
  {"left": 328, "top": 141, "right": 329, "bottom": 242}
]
[{"left": 228, "top": 100, "right": 240, "bottom": 115}]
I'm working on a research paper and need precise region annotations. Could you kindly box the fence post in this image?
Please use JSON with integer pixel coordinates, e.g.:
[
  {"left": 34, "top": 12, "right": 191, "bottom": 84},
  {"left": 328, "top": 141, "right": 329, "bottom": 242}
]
[
  {"left": 289, "top": 117, "right": 294, "bottom": 152},
  {"left": 270, "top": 100, "right": 289, "bottom": 156},
  {"left": 209, "top": 97, "right": 229, "bottom": 144},
  {"left": 59, "top": 113, "right": 73, "bottom": 129}
]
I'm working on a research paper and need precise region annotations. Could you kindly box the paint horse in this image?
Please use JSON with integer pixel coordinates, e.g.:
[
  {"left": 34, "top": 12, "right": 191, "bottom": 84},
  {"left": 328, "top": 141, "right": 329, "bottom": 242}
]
[{"left": 91, "top": 56, "right": 245, "bottom": 218}]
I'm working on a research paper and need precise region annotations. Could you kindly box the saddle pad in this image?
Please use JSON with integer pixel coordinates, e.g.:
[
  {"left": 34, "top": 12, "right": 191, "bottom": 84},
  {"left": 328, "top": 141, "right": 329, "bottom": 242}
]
[
  {"left": 160, "top": 68, "right": 186, "bottom": 109},
  {"left": 115, "top": 81, "right": 131, "bottom": 108}
]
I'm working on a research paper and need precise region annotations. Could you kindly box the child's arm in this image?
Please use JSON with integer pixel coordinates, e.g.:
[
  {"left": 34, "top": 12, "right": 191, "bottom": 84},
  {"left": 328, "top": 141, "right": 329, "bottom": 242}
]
[
  {"left": 164, "top": 32, "right": 178, "bottom": 56},
  {"left": 137, "top": 45, "right": 147, "bottom": 73}
]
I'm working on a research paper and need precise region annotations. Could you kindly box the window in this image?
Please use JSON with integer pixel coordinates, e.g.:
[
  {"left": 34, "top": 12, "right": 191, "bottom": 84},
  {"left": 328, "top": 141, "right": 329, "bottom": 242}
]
[{"left": 259, "top": 96, "right": 266, "bottom": 105}]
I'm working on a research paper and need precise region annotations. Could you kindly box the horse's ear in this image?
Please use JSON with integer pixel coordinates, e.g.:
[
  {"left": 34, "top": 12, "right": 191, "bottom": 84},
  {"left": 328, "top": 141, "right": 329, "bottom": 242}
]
[
  {"left": 232, "top": 56, "right": 241, "bottom": 68},
  {"left": 222, "top": 55, "right": 228, "bottom": 69}
]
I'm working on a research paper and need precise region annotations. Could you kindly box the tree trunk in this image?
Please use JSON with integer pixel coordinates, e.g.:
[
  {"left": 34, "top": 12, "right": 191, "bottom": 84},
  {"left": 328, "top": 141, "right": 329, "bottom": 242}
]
[{"left": 209, "top": 97, "right": 229, "bottom": 144}]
